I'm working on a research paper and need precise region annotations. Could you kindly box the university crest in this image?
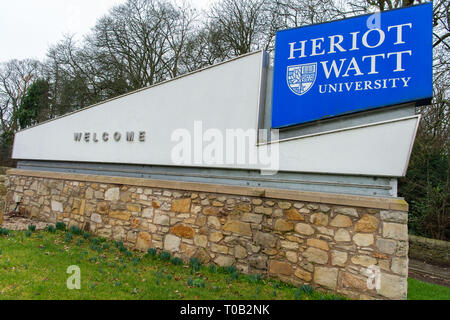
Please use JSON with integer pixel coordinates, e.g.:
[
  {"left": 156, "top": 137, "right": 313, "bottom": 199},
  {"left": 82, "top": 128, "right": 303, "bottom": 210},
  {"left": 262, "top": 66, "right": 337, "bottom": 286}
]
[{"left": 287, "top": 63, "right": 317, "bottom": 96}]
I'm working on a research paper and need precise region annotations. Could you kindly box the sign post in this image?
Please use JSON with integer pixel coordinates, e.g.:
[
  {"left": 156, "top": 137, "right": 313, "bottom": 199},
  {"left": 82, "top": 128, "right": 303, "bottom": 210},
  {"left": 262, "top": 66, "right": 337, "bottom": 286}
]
[{"left": 272, "top": 3, "right": 433, "bottom": 128}]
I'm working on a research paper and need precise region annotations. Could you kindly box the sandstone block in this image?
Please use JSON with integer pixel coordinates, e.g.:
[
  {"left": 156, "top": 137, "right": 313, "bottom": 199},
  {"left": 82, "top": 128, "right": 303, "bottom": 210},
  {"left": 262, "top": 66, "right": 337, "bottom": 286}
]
[
  {"left": 330, "top": 215, "right": 353, "bottom": 228},
  {"left": 294, "top": 268, "right": 312, "bottom": 282},
  {"left": 170, "top": 225, "right": 195, "bottom": 239},
  {"left": 310, "top": 212, "right": 329, "bottom": 226},
  {"left": 269, "top": 260, "right": 292, "bottom": 276},
  {"left": 355, "top": 214, "right": 379, "bottom": 233},
  {"left": 314, "top": 267, "right": 338, "bottom": 289},
  {"left": 105, "top": 188, "right": 120, "bottom": 201},
  {"left": 255, "top": 232, "right": 277, "bottom": 248},
  {"left": 172, "top": 198, "right": 191, "bottom": 213},
  {"left": 109, "top": 211, "right": 131, "bottom": 221},
  {"left": 383, "top": 223, "right": 408, "bottom": 240},
  {"left": 249, "top": 255, "right": 268, "bottom": 270},
  {"left": 307, "top": 238, "right": 330, "bottom": 251},
  {"left": 214, "top": 255, "right": 235, "bottom": 267},
  {"left": 284, "top": 208, "right": 304, "bottom": 221},
  {"left": 334, "top": 229, "right": 351, "bottom": 242},
  {"left": 136, "top": 232, "right": 152, "bottom": 251},
  {"left": 334, "top": 207, "right": 358, "bottom": 217},
  {"left": 224, "top": 221, "right": 252, "bottom": 236},
  {"left": 274, "top": 219, "right": 294, "bottom": 232},
  {"left": 303, "top": 247, "right": 329, "bottom": 264},
  {"left": 353, "top": 233, "right": 374, "bottom": 247},
  {"left": 194, "top": 234, "right": 208, "bottom": 247},
  {"left": 331, "top": 250, "right": 348, "bottom": 267},
  {"left": 164, "top": 234, "right": 181, "bottom": 252},
  {"left": 295, "top": 223, "right": 315, "bottom": 235}
]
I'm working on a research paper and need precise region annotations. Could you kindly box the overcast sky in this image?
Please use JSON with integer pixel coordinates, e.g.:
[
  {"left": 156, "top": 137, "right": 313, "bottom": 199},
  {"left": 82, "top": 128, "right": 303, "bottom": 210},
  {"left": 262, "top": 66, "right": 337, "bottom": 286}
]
[{"left": 0, "top": 0, "right": 215, "bottom": 63}]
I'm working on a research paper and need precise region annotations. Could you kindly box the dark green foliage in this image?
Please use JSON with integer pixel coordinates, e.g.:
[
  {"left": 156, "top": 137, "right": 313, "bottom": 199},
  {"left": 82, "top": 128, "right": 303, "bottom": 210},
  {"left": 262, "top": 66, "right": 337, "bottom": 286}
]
[
  {"left": 246, "top": 274, "right": 262, "bottom": 283},
  {"left": 16, "top": 79, "right": 50, "bottom": 129},
  {"left": 55, "top": 222, "right": 66, "bottom": 231},
  {"left": 125, "top": 251, "right": 133, "bottom": 257},
  {"left": 45, "top": 225, "right": 56, "bottom": 233},
  {"left": 147, "top": 248, "right": 157, "bottom": 257},
  {"left": 192, "top": 278, "right": 206, "bottom": 288},
  {"left": 102, "top": 243, "right": 110, "bottom": 250},
  {"left": 83, "top": 232, "right": 91, "bottom": 240},
  {"left": 69, "top": 226, "right": 83, "bottom": 235},
  {"left": 189, "top": 257, "right": 201, "bottom": 271},
  {"left": 27, "top": 225, "right": 36, "bottom": 232},
  {"left": 0, "top": 228, "right": 10, "bottom": 236},
  {"left": 295, "top": 284, "right": 315, "bottom": 299},
  {"left": 65, "top": 232, "right": 73, "bottom": 243},
  {"left": 224, "top": 266, "right": 237, "bottom": 274},
  {"left": 170, "top": 257, "right": 183, "bottom": 266},
  {"left": 25, "top": 231, "right": 32, "bottom": 238},
  {"left": 159, "top": 251, "right": 171, "bottom": 261},
  {"left": 399, "top": 124, "right": 449, "bottom": 240},
  {"left": 132, "top": 257, "right": 140, "bottom": 266},
  {"left": 91, "top": 238, "right": 101, "bottom": 246}
]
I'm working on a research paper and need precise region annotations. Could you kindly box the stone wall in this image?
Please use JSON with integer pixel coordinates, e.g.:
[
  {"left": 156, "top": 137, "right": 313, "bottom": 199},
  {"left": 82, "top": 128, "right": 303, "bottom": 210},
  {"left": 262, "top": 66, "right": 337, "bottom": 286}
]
[
  {"left": 409, "top": 235, "right": 450, "bottom": 267},
  {"left": 5, "top": 170, "right": 410, "bottom": 300}
]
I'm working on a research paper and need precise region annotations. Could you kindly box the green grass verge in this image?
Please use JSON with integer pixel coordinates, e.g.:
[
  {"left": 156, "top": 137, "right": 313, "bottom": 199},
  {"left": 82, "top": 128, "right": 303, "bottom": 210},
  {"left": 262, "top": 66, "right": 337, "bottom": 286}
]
[
  {"left": 0, "top": 227, "right": 345, "bottom": 300},
  {"left": 407, "top": 278, "right": 450, "bottom": 300}
]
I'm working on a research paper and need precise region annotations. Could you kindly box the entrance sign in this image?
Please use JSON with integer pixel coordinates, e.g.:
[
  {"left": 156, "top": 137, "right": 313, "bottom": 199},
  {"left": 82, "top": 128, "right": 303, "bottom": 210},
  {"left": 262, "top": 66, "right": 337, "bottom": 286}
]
[
  {"left": 272, "top": 3, "right": 433, "bottom": 128},
  {"left": 12, "top": 51, "right": 420, "bottom": 177}
]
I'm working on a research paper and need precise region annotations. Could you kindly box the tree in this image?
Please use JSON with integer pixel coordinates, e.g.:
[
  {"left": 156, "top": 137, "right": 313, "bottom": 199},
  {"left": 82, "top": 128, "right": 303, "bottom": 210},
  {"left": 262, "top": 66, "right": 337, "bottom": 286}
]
[
  {"left": 0, "top": 59, "right": 41, "bottom": 164},
  {"left": 205, "top": 0, "right": 279, "bottom": 58},
  {"left": 16, "top": 79, "right": 50, "bottom": 129}
]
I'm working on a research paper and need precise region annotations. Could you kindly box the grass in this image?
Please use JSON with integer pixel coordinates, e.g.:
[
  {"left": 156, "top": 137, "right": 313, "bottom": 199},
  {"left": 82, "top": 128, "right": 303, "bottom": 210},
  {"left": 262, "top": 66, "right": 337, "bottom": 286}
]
[
  {"left": 407, "top": 278, "right": 450, "bottom": 300},
  {"left": 0, "top": 228, "right": 345, "bottom": 300}
]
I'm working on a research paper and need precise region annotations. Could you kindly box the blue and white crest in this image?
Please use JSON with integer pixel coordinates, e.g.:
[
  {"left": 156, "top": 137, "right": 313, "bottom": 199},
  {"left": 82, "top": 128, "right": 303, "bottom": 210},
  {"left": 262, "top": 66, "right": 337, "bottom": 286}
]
[{"left": 286, "top": 63, "right": 317, "bottom": 96}]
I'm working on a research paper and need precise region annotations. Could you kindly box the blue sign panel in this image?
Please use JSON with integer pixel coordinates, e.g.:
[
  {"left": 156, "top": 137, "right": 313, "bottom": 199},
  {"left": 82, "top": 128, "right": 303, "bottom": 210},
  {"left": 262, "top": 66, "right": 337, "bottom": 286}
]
[{"left": 272, "top": 3, "right": 433, "bottom": 128}]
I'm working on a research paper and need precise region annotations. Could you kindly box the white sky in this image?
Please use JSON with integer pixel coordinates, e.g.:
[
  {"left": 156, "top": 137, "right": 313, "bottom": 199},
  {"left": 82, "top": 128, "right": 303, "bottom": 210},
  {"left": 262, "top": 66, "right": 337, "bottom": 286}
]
[{"left": 0, "top": 0, "right": 215, "bottom": 63}]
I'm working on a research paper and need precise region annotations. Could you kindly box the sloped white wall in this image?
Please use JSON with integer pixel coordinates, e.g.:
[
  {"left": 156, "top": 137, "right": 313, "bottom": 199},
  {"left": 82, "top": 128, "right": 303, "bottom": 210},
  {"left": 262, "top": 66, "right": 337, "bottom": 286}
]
[{"left": 12, "top": 51, "right": 419, "bottom": 177}]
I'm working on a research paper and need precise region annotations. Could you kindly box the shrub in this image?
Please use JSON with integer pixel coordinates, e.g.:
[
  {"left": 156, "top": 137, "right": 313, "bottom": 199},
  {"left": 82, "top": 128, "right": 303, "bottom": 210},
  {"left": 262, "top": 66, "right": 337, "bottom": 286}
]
[
  {"left": 45, "top": 225, "right": 56, "bottom": 233},
  {"left": 295, "top": 284, "right": 315, "bottom": 299},
  {"left": 170, "top": 257, "right": 183, "bottom": 266},
  {"left": 125, "top": 251, "right": 133, "bottom": 257},
  {"left": 55, "top": 222, "right": 66, "bottom": 231},
  {"left": 28, "top": 225, "right": 36, "bottom": 232},
  {"left": 69, "top": 226, "right": 83, "bottom": 235},
  {"left": 147, "top": 248, "right": 157, "bottom": 257},
  {"left": 65, "top": 232, "right": 73, "bottom": 243},
  {"left": 189, "top": 257, "right": 201, "bottom": 271},
  {"left": 159, "top": 251, "right": 171, "bottom": 261},
  {"left": 192, "top": 278, "right": 206, "bottom": 288},
  {"left": 25, "top": 231, "right": 32, "bottom": 237},
  {"left": 0, "top": 228, "right": 10, "bottom": 236}
]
